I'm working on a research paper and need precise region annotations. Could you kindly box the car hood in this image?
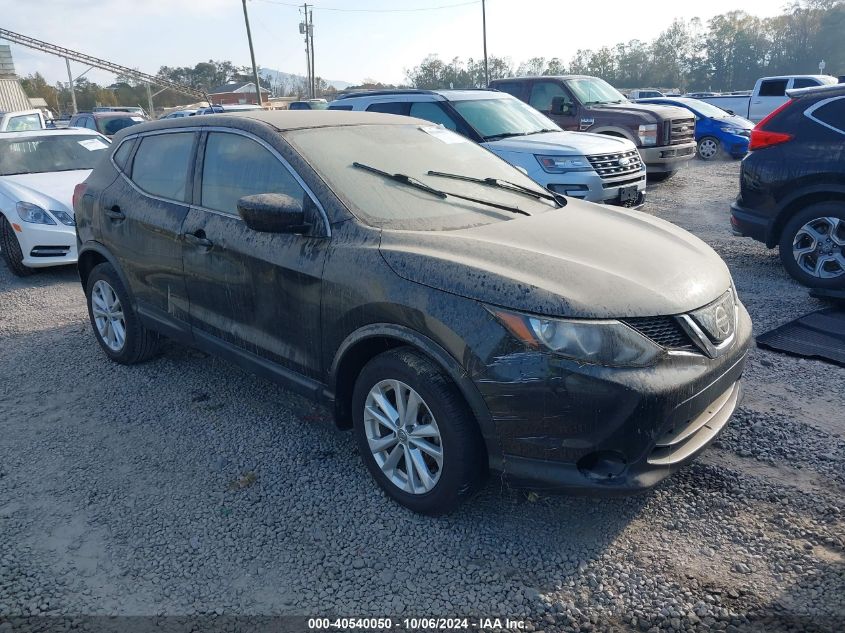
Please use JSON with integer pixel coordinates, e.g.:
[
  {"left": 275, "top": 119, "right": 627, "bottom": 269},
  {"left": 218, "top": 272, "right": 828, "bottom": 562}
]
[
  {"left": 484, "top": 130, "right": 634, "bottom": 155},
  {"left": 379, "top": 199, "right": 731, "bottom": 318},
  {"left": 0, "top": 171, "right": 91, "bottom": 215},
  {"left": 716, "top": 114, "right": 753, "bottom": 130},
  {"left": 591, "top": 102, "right": 693, "bottom": 123}
]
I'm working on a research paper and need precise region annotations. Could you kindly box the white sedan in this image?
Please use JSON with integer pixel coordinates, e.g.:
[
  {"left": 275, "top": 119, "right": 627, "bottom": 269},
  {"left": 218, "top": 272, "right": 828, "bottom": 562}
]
[{"left": 0, "top": 128, "right": 110, "bottom": 276}]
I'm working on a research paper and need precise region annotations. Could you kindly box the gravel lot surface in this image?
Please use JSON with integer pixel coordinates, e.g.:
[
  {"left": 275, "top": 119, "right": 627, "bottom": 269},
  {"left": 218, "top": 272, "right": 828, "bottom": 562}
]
[{"left": 0, "top": 159, "right": 843, "bottom": 632}]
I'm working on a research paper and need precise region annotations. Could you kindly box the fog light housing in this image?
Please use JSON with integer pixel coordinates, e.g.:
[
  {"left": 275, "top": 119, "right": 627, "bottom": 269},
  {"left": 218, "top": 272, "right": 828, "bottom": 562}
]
[{"left": 577, "top": 450, "right": 628, "bottom": 481}]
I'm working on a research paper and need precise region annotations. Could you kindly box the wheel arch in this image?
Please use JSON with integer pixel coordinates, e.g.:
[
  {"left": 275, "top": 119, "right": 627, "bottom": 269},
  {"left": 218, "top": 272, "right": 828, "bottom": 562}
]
[
  {"left": 77, "top": 243, "right": 130, "bottom": 295},
  {"left": 329, "top": 323, "right": 499, "bottom": 463},
  {"left": 592, "top": 127, "right": 636, "bottom": 143},
  {"left": 767, "top": 185, "right": 845, "bottom": 247}
]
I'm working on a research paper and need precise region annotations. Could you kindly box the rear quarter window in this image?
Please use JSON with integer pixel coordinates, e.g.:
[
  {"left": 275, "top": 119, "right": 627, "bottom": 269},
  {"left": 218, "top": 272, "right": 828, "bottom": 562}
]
[
  {"left": 365, "top": 102, "right": 411, "bottom": 115},
  {"left": 809, "top": 97, "right": 845, "bottom": 134},
  {"left": 130, "top": 132, "right": 195, "bottom": 202}
]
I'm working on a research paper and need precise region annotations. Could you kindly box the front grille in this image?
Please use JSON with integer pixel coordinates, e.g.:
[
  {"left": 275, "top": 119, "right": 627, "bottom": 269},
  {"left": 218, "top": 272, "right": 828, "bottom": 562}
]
[
  {"left": 30, "top": 246, "right": 71, "bottom": 258},
  {"left": 621, "top": 316, "right": 697, "bottom": 351},
  {"left": 648, "top": 382, "right": 739, "bottom": 466},
  {"left": 585, "top": 149, "right": 644, "bottom": 180},
  {"left": 669, "top": 118, "right": 696, "bottom": 145}
]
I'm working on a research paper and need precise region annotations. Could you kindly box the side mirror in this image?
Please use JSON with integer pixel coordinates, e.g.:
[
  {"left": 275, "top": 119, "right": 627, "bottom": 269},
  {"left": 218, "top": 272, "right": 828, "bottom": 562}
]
[
  {"left": 237, "top": 193, "right": 308, "bottom": 234},
  {"left": 550, "top": 96, "right": 573, "bottom": 116}
]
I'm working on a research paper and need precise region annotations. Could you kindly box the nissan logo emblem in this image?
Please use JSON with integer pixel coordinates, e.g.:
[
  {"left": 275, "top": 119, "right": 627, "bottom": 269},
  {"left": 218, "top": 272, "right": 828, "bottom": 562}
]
[{"left": 715, "top": 306, "right": 731, "bottom": 338}]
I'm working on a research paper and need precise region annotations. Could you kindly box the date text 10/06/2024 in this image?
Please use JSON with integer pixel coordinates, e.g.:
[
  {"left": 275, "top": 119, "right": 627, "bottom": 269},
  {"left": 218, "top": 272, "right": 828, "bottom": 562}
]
[{"left": 307, "top": 617, "right": 527, "bottom": 630}]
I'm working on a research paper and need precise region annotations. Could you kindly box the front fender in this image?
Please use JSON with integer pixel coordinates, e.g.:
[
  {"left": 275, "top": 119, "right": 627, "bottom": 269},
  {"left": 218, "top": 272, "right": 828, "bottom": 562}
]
[{"left": 330, "top": 322, "right": 502, "bottom": 466}]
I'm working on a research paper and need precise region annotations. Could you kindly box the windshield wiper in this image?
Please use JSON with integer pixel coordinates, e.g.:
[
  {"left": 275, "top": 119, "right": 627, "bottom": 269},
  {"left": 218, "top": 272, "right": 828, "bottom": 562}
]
[
  {"left": 352, "top": 162, "right": 530, "bottom": 216},
  {"left": 427, "top": 170, "right": 565, "bottom": 208},
  {"left": 482, "top": 131, "right": 527, "bottom": 141}
]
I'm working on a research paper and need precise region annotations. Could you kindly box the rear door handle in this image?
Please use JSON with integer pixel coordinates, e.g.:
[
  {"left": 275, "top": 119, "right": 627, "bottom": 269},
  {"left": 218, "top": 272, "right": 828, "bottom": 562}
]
[
  {"left": 105, "top": 205, "right": 125, "bottom": 220},
  {"left": 183, "top": 231, "right": 213, "bottom": 249}
]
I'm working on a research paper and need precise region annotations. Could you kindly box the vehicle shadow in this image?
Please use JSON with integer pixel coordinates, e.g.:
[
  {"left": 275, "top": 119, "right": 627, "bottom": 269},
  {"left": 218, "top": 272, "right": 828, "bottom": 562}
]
[{"left": 0, "top": 262, "right": 78, "bottom": 293}]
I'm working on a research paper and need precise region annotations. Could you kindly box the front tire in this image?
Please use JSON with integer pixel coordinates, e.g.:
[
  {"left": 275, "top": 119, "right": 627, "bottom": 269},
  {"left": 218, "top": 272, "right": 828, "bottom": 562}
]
[
  {"left": 779, "top": 203, "right": 845, "bottom": 289},
  {"left": 85, "top": 262, "right": 161, "bottom": 363},
  {"left": 352, "top": 347, "right": 486, "bottom": 515},
  {"left": 697, "top": 136, "right": 721, "bottom": 161},
  {"left": 0, "top": 216, "right": 34, "bottom": 277}
]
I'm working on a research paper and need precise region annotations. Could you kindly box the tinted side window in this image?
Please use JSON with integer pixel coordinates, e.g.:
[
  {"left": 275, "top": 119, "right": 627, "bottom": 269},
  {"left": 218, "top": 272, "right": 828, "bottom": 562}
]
[
  {"left": 131, "top": 133, "right": 195, "bottom": 202},
  {"left": 366, "top": 102, "right": 410, "bottom": 116},
  {"left": 792, "top": 78, "right": 820, "bottom": 89},
  {"left": 408, "top": 102, "right": 459, "bottom": 131},
  {"left": 493, "top": 82, "right": 523, "bottom": 98},
  {"left": 811, "top": 98, "right": 845, "bottom": 133},
  {"left": 201, "top": 132, "right": 306, "bottom": 215},
  {"left": 759, "top": 80, "right": 788, "bottom": 97},
  {"left": 529, "top": 81, "right": 569, "bottom": 111},
  {"left": 112, "top": 138, "right": 135, "bottom": 171},
  {"left": 328, "top": 104, "right": 353, "bottom": 111}
]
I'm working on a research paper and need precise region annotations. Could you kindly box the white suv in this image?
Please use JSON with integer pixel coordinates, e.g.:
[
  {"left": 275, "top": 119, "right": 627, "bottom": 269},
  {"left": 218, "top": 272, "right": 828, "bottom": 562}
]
[{"left": 329, "top": 89, "right": 646, "bottom": 207}]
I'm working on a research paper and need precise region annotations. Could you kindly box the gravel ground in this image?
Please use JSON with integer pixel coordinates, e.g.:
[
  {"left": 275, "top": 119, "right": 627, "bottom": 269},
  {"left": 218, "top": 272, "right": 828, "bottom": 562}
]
[{"left": 0, "top": 159, "right": 843, "bottom": 632}]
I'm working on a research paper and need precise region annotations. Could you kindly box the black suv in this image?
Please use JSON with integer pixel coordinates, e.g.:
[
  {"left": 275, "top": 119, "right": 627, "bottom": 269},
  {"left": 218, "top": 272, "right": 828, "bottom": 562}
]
[
  {"left": 730, "top": 83, "right": 845, "bottom": 289},
  {"left": 74, "top": 111, "right": 751, "bottom": 514}
]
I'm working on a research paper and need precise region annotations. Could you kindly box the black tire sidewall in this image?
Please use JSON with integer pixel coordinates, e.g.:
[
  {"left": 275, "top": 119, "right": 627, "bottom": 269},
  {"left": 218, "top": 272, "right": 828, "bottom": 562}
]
[
  {"left": 351, "top": 348, "right": 484, "bottom": 515},
  {"left": 779, "top": 203, "right": 845, "bottom": 290},
  {"left": 85, "top": 263, "right": 154, "bottom": 363},
  {"left": 1, "top": 216, "right": 34, "bottom": 277}
]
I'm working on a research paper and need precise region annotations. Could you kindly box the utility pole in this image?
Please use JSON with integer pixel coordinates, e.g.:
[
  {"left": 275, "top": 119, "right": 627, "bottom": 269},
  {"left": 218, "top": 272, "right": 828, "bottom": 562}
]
[
  {"left": 65, "top": 57, "right": 77, "bottom": 115},
  {"left": 482, "top": 0, "right": 489, "bottom": 86},
  {"left": 242, "top": 0, "right": 263, "bottom": 107},
  {"left": 300, "top": 5, "right": 312, "bottom": 99},
  {"left": 146, "top": 82, "right": 153, "bottom": 118},
  {"left": 309, "top": 6, "right": 316, "bottom": 97}
]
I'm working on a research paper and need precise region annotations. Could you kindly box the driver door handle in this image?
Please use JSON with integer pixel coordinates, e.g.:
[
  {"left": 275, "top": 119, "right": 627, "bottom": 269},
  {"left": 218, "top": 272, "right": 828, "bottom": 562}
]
[{"left": 183, "top": 230, "right": 213, "bottom": 248}]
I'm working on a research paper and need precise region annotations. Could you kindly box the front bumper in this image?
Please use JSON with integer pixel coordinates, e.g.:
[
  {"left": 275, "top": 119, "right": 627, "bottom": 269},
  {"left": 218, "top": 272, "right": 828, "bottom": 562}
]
[
  {"left": 479, "top": 301, "right": 753, "bottom": 493},
  {"left": 639, "top": 142, "right": 696, "bottom": 173},
  {"left": 12, "top": 221, "right": 77, "bottom": 268},
  {"left": 527, "top": 168, "right": 646, "bottom": 207}
]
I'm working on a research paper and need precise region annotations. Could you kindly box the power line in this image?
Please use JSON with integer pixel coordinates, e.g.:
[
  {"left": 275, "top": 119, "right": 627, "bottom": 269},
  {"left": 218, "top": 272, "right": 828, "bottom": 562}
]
[{"left": 253, "top": 0, "right": 481, "bottom": 12}]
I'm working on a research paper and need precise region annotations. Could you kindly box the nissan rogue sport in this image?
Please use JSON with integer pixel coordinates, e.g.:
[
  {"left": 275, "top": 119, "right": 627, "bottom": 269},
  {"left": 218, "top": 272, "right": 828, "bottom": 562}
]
[{"left": 74, "top": 111, "right": 752, "bottom": 515}]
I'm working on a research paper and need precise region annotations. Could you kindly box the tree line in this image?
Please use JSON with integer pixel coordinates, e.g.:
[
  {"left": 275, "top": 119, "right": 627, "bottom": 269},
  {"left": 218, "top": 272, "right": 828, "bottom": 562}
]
[{"left": 406, "top": 0, "right": 844, "bottom": 92}]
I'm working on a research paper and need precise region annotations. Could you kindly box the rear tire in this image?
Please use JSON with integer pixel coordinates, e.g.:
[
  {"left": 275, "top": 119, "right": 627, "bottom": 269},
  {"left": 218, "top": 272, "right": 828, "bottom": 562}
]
[
  {"left": 85, "top": 262, "right": 161, "bottom": 363},
  {"left": 352, "top": 347, "right": 486, "bottom": 515},
  {"left": 779, "top": 202, "right": 845, "bottom": 289},
  {"left": 0, "top": 216, "right": 34, "bottom": 277}
]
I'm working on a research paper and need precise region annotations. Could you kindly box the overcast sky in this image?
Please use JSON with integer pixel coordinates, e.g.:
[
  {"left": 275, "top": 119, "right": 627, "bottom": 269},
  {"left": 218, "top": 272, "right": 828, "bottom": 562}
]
[{"left": 2, "top": 0, "right": 786, "bottom": 87}]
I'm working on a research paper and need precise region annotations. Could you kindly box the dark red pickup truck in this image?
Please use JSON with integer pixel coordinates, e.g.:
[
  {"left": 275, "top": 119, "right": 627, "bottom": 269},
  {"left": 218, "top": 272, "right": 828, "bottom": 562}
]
[{"left": 490, "top": 75, "right": 697, "bottom": 179}]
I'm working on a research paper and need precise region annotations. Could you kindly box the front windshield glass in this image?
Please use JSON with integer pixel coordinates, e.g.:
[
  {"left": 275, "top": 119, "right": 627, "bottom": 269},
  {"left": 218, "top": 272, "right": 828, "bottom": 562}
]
[
  {"left": 450, "top": 97, "right": 560, "bottom": 140},
  {"left": 285, "top": 123, "right": 556, "bottom": 231},
  {"left": 566, "top": 78, "right": 628, "bottom": 105},
  {"left": 0, "top": 134, "right": 110, "bottom": 176},
  {"left": 678, "top": 98, "right": 740, "bottom": 119}
]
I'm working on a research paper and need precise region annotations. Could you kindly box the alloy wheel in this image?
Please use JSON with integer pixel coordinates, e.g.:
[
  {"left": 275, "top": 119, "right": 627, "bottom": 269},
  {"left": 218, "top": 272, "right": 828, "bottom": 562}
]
[
  {"left": 792, "top": 216, "right": 845, "bottom": 279},
  {"left": 698, "top": 138, "right": 718, "bottom": 159},
  {"left": 91, "top": 279, "right": 127, "bottom": 351},
  {"left": 363, "top": 379, "right": 443, "bottom": 495}
]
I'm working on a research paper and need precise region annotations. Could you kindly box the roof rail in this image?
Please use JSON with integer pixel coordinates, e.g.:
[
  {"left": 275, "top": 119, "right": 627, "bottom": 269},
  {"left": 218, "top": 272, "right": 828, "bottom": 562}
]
[{"left": 335, "top": 89, "right": 434, "bottom": 100}]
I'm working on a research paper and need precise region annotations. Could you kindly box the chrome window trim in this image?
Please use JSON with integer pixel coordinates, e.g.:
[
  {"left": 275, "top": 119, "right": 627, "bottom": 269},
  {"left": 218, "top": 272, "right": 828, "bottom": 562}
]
[
  {"left": 804, "top": 96, "right": 845, "bottom": 136},
  {"left": 110, "top": 126, "right": 331, "bottom": 236}
]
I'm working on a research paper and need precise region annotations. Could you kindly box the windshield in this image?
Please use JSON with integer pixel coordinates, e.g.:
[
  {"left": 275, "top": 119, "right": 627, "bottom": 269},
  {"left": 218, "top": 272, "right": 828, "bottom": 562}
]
[
  {"left": 450, "top": 97, "right": 560, "bottom": 140},
  {"left": 0, "top": 134, "right": 109, "bottom": 176},
  {"left": 567, "top": 78, "right": 628, "bottom": 105},
  {"left": 285, "top": 124, "right": 556, "bottom": 231},
  {"left": 98, "top": 117, "right": 144, "bottom": 136},
  {"left": 671, "top": 98, "right": 738, "bottom": 119}
]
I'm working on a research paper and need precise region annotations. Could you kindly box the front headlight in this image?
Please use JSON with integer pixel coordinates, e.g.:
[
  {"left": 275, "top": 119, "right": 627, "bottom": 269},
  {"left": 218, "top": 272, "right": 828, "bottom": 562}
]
[
  {"left": 50, "top": 209, "right": 76, "bottom": 226},
  {"left": 535, "top": 155, "right": 592, "bottom": 173},
  {"left": 16, "top": 202, "right": 56, "bottom": 225},
  {"left": 638, "top": 123, "right": 659, "bottom": 146},
  {"left": 721, "top": 126, "right": 750, "bottom": 137},
  {"left": 489, "top": 307, "right": 663, "bottom": 367}
]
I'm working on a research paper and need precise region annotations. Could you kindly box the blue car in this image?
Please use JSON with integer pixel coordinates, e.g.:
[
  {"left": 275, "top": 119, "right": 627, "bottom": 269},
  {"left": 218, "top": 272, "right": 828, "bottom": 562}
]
[{"left": 636, "top": 97, "right": 753, "bottom": 160}]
